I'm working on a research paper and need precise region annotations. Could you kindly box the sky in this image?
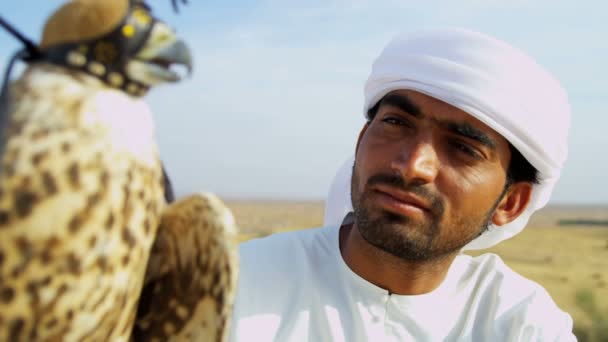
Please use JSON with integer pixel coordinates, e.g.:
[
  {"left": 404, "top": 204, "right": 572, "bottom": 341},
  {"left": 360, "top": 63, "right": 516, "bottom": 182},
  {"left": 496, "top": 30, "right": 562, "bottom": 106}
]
[{"left": 0, "top": 0, "right": 606, "bottom": 204}]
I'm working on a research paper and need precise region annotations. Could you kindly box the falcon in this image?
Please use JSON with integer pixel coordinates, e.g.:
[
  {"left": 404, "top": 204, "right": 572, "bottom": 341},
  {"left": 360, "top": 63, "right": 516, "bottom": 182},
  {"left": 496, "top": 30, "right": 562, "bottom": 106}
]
[{"left": 0, "top": 0, "right": 238, "bottom": 341}]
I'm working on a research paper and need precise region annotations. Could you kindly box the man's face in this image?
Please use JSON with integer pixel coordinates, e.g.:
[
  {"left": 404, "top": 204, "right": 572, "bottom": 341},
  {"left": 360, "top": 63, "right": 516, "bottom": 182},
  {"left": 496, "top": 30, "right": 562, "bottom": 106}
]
[{"left": 351, "top": 90, "right": 513, "bottom": 261}]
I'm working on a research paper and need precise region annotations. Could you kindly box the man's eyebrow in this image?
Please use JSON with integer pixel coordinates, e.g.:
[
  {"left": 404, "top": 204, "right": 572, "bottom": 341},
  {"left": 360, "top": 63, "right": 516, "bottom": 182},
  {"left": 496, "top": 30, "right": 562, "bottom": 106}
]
[
  {"left": 445, "top": 121, "right": 497, "bottom": 150},
  {"left": 380, "top": 93, "right": 422, "bottom": 117},
  {"left": 380, "top": 93, "right": 497, "bottom": 150}
]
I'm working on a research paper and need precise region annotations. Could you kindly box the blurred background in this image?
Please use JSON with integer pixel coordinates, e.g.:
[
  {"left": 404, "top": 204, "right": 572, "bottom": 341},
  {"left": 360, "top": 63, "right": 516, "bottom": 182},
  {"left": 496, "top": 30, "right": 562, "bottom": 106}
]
[{"left": 1, "top": 0, "right": 607, "bottom": 340}]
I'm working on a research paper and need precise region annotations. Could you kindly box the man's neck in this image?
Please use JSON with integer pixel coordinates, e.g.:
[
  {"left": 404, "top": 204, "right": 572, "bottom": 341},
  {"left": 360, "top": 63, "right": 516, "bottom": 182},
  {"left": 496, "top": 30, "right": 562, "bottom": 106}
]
[{"left": 339, "top": 224, "right": 457, "bottom": 295}]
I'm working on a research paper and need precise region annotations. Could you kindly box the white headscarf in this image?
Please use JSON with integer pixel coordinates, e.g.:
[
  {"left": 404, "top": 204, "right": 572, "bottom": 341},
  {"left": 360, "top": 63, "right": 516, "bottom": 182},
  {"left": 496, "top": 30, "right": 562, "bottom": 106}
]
[{"left": 324, "top": 28, "right": 571, "bottom": 251}]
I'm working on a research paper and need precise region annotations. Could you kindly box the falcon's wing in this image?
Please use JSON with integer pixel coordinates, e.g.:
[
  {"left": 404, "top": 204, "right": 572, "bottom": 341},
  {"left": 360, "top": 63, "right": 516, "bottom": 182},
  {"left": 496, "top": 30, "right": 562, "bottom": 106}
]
[{"left": 132, "top": 192, "right": 238, "bottom": 341}]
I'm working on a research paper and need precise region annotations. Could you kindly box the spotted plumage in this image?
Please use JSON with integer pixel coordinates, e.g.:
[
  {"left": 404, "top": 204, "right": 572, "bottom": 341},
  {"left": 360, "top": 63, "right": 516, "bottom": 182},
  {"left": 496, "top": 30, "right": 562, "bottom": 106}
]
[
  {"left": 0, "top": 0, "right": 238, "bottom": 341},
  {"left": 134, "top": 193, "right": 238, "bottom": 342}
]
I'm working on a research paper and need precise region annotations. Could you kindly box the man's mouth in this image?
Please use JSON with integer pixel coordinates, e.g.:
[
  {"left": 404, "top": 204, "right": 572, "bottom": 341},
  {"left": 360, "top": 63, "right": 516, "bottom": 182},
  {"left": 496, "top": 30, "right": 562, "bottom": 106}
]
[{"left": 372, "top": 184, "right": 432, "bottom": 218}]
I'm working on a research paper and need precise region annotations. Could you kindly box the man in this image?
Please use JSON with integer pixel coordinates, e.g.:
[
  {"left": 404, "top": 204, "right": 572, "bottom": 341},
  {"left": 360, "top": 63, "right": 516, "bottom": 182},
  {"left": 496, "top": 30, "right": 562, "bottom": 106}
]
[{"left": 229, "top": 28, "right": 575, "bottom": 341}]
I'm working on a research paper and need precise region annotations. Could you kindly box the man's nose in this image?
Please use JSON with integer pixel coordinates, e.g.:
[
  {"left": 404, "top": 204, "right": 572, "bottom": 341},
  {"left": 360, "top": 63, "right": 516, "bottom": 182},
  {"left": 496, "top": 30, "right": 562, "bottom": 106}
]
[{"left": 391, "top": 138, "right": 440, "bottom": 185}]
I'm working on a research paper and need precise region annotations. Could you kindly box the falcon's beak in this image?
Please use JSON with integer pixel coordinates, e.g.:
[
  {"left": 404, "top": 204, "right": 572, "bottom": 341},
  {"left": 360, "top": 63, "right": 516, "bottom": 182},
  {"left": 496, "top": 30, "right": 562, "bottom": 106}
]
[{"left": 128, "top": 22, "right": 193, "bottom": 84}]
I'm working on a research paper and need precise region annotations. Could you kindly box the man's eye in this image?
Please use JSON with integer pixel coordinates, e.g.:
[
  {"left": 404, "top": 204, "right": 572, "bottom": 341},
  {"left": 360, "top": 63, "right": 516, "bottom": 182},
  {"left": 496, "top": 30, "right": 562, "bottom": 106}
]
[
  {"left": 381, "top": 116, "right": 410, "bottom": 127},
  {"left": 451, "top": 141, "right": 482, "bottom": 160}
]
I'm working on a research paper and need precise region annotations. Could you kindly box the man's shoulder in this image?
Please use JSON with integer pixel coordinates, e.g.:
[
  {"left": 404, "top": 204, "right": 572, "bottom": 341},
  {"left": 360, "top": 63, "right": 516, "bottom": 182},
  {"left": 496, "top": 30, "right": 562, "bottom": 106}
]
[
  {"left": 460, "top": 253, "right": 544, "bottom": 293},
  {"left": 238, "top": 225, "right": 339, "bottom": 278},
  {"left": 239, "top": 225, "right": 336, "bottom": 257},
  {"left": 457, "top": 253, "right": 575, "bottom": 340},
  {"left": 233, "top": 226, "right": 340, "bottom": 314}
]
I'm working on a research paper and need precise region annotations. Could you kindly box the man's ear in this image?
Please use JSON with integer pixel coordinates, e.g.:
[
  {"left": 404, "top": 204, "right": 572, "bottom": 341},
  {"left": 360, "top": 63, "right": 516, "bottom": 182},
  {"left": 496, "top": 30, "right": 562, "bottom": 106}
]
[
  {"left": 355, "top": 122, "right": 370, "bottom": 153},
  {"left": 491, "top": 182, "right": 533, "bottom": 226}
]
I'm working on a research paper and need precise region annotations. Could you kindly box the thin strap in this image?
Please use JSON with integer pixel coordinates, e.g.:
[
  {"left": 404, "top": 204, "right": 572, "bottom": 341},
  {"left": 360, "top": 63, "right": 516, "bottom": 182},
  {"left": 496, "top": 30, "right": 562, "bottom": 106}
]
[{"left": 0, "top": 16, "right": 41, "bottom": 164}]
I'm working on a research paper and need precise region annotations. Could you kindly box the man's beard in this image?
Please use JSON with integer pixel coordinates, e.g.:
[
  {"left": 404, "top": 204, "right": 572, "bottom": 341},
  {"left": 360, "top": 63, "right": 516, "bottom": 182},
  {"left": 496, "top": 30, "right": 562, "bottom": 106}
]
[{"left": 351, "top": 167, "right": 501, "bottom": 262}]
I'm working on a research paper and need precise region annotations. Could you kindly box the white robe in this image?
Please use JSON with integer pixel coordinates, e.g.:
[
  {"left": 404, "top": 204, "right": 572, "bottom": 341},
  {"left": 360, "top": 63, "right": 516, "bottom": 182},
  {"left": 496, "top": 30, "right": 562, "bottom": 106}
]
[{"left": 229, "top": 226, "right": 575, "bottom": 341}]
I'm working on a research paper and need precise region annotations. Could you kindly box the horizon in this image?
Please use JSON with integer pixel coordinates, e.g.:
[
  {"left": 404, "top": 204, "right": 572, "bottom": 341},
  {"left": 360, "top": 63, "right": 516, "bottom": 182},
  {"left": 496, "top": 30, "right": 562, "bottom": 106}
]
[{"left": 220, "top": 197, "right": 607, "bottom": 208}]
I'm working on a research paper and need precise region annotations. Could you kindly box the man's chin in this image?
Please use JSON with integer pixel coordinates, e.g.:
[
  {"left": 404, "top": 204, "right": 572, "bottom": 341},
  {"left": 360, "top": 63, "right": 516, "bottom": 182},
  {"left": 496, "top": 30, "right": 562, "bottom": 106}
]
[
  {"left": 363, "top": 208, "right": 434, "bottom": 235},
  {"left": 360, "top": 229, "right": 434, "bottom": 261},
  {"left": 356, "top": 219, "right": 434, "bottom": 256}
]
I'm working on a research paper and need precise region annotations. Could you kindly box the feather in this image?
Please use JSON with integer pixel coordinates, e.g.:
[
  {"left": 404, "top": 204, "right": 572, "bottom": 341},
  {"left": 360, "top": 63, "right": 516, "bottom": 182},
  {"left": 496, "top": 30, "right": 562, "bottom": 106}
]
[
  {"left": 133, "top": 193, "right": 238, "bottom": 341},
  {"left": 171, "top": 0, "right": 189, "bottom": 13}
]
